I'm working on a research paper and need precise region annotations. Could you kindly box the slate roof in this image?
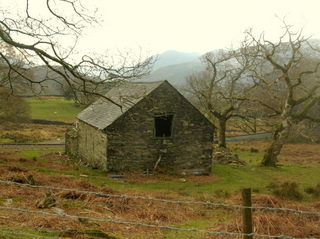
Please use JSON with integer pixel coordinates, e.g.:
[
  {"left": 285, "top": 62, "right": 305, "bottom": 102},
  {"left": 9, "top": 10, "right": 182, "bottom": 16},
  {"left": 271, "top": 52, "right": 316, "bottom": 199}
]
[{"left": 77, "top": 81, "right": 164, "bottom": 130}]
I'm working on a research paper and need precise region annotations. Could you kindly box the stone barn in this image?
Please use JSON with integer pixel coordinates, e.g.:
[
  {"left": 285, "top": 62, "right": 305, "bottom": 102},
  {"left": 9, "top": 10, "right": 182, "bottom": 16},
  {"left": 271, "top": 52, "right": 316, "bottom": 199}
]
[{"left": 65, "top": 80, "right": 215, "bottom": 175}]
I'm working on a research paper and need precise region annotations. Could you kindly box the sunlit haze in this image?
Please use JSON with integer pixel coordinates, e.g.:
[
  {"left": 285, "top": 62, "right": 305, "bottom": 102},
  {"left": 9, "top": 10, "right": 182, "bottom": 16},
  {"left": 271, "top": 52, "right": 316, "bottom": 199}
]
[
  {"left": 79, "top": 0, "right": 320, "bottom": 55},
  {"left": 3, "top": 0, "right": 320, "bottom": 56}
]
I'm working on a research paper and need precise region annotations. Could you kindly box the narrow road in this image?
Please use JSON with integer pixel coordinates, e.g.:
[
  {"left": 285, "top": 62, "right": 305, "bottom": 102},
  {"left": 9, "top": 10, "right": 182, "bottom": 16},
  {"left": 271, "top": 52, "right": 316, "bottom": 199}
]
[{"left": 226, "top": 132, "right": 272, "bottom": 142}]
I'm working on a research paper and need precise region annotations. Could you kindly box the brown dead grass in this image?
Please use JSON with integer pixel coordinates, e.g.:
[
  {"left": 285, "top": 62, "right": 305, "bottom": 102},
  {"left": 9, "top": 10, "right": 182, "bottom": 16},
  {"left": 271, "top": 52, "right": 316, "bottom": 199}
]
[
  {"left": 0, "top": 145, "right": 320, "bottom": 238},
  {"left": 0, "top": 180, "right": 206, "bottom": 238},
  {"left": 233, "top": 141, "right": 320, "bottom": 166},
  {"left": 27, "top": 152, "right": 75, "bottom": 171},
  {"left": 0, "top": 123, "right": 68, "bottom": 142},
  {"left": 232, "top": 140, "right": 268, "bottom": 151},
  {"left": 280, "top": 144, "right": 320, "bottom": 166},
  {"left": 212, "top": 194, "right": 320, "bottom": 239},
  {"left": 0, "top": 151, "right": 214, "bottom": 238}
]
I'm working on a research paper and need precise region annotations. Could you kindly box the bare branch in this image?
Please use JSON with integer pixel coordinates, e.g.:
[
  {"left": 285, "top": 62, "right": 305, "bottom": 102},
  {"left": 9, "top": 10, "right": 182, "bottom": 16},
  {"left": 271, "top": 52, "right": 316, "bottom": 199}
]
[{"left": 0, "top": 1, "right": 154, "bottom": 106}]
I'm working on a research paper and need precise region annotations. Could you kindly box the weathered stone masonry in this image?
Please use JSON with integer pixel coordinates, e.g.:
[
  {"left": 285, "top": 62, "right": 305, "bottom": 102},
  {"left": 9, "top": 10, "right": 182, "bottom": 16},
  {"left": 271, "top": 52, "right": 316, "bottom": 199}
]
[
  {"left": 66, "top": 121, "right": 107, "bottom": 170},
  {"left": 66, "top": 81, "right": 215, "bottom": 175}
]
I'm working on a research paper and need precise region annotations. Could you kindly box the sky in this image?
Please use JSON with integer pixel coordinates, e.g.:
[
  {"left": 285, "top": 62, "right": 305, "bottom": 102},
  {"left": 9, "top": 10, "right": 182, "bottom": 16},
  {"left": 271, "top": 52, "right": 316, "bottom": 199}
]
[
  {"left": 2, "top": 0, "right": 320, "bottom": 57},
  {"left": 78, "top": 0, "right": 320, "bottom": 55}
]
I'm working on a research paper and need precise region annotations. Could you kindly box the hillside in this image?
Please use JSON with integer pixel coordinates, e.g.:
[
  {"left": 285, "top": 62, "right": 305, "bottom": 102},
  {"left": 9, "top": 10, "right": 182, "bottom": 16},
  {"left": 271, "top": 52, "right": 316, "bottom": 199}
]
[
  {"left": 5, "top": 40, "right": 320, "bottom": 94},
  {"left": 3, "top": 65, "right": 69, "bottom": 97},
  {"left": 27, "top": 66, "right": 68, "bottom": 96},
  {"left": 140, "top": 60, "right": 205, "bottom": 85},
  {"left": 152, "top": 50, "right": 201, "bottom": 70}
]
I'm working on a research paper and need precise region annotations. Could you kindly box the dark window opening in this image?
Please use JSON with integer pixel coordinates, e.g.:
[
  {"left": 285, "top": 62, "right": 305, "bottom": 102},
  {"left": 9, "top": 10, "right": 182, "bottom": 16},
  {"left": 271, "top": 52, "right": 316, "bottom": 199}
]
[{"left": 154, "top": 115, "right": 173, "bottom": 137}]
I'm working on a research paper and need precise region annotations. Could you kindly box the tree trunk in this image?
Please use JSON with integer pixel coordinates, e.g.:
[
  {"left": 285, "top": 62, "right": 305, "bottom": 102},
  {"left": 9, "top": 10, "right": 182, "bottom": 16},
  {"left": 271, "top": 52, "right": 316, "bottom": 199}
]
[
  {"left": 218, "top": 118, "right": 227, "bottom": 148},
  {"left": 261, "top": 118, "right": 292, "bottom": 167}
]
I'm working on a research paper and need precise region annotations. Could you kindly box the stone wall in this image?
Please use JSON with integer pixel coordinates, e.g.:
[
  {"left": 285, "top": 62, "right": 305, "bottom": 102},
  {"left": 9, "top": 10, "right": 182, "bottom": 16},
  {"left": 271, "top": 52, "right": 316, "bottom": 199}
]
[
  {"left": 105, "top": 82, "right": 214, "bottom": 174},
  {"left": 66, "top": 121, "right": 107, "bottom": 170}
]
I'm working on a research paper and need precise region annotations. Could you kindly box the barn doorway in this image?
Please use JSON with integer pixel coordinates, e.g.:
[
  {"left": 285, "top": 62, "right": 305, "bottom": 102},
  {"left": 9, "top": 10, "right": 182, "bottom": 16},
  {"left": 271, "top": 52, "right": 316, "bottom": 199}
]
[{"left": 154, "top": 114, "right": 173, "bottom": 137}]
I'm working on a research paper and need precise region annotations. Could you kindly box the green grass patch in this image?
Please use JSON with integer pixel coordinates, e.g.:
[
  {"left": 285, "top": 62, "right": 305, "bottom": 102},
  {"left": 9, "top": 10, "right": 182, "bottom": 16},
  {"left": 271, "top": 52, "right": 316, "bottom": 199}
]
[
  {"left": 26, "top": 97, "right": 84, "bottom": 122},
  {"left": 19, "top": 148, "right": 64, "bottom": 161},
  {"left": 3, "top": 147, "right": 320, "bottom": 201},
  {"left": 0, "top": 227, "right": 59, "bottom": 239},
  {"left": 0, "top": 138, "right": 14, "bottom": 143},
  {"left": 60, "top": 200, "right": 84, "bottom": 209},
  {"left": 66, "top": 161, "right": 320, "bottom": 200},
  {"left": 163, "top": 209, "right": 233, "bottom": 238}
]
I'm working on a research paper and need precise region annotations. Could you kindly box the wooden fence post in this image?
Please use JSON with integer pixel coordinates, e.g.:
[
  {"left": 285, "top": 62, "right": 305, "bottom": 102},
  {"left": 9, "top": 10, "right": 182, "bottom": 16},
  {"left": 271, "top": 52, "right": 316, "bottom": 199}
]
[{"left": 242, "top": 188, "right": 253, "bottom": 239}]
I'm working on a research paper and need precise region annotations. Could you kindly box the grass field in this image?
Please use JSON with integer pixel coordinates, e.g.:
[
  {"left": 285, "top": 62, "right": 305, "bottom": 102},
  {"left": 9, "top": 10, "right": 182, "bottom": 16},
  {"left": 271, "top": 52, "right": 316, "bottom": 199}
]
[
  {"left": 3, "top": 142, "right": 318, "bottom": 197},
  {"left": 25, "top": 97, "right": 84, "bottom": 123},
  {"left": 0, "top": 97, "right": 79, "bottom": 143},
  {"left": 0, "top": 97, "right": 319, "bottom": 238},
  {"left": 0, "top": 141, "right": 319, "bottom": 238},
  {"left": 0, "top": 124, "right": 68, "bottom": 143}
]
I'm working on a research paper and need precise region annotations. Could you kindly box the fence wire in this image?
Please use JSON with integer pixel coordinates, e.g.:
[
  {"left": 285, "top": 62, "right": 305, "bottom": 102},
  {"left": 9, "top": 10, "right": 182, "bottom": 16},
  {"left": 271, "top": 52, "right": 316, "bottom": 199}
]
[
  {"left": 0, "top": 206, "right": 317, "bottom": 239},
  {"left": 0, "top": 191, "right": 215, "bottom": 213},
  {"left": 0, "top": 180, "right": 319, "bottom": 217}
]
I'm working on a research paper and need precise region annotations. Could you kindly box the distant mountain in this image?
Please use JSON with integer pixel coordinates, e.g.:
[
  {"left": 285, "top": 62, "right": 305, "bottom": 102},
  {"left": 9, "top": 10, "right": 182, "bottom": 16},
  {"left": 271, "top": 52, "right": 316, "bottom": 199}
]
[
  {"left": 141, "top": 40, "right": 320, "bottom": 86},
  {"left": 301, "top": 38, "right": 320, "bottom": 58},
  {"left": 141, "top": 60, "right": 205, "bottom": 85},
  {"left": 140, "top": 50, "right": 205, "bottom": 85},
  {"left": 153, "top": 50, "right": 202, "bottom": 70},
  {"left": 9, "top": 39, "right": 320, "bottom": 95}
]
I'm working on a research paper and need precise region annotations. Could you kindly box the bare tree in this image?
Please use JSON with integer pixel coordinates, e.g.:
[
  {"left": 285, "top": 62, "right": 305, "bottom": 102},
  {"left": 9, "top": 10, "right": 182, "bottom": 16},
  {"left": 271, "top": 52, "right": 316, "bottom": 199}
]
[
  {"left": 0, "top": 0, "right": 154, "bottom": 106},
  {"left": 186, "top": 48, "right": 251, "bottom": 148},
  {"left": 246, "top": 23, "right": 320, "bottom": 166},
  {"left": 0, "top": 40, "right": 31, "bottom": 89}
]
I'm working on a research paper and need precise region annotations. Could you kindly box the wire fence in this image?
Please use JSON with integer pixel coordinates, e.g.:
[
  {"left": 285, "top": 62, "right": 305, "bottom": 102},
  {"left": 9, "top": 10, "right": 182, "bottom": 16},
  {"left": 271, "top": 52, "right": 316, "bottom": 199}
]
[
  {"left": 0, "top": 180, "right": 319, "bottom": 216},
  {"left": 0, "top": 206, "right": 316, "bottom": 239},
  {"left": 0, "top": 191, "right": 208, "bottom": 213},
  {"left": 0, "top": 180, "right": 319, "bottom": 239}
]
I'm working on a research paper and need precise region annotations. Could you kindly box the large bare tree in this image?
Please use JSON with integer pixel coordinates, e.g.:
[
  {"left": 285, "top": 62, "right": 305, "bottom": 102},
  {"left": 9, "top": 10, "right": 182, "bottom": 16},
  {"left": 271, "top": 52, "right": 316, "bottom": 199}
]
[
  {"left": 0, "top": 0, "right": 154, "bottom": 107},
  {"left": 246, "top": 23, "right": 320, "bottom": 166},
  {"left": 186, "top": 48, "right": 251, "bottom": 148}
]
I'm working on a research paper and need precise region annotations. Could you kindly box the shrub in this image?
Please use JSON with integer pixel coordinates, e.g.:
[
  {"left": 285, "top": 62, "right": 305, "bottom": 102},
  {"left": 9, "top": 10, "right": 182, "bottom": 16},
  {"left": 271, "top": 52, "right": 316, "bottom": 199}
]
[
  {"left": 268, "top": 182, "right": 304, "bottom": 201},
  {"left": 2, "top": 132, "right": 40, "bottom": 143},
  {"left": 250, "top": 148, "right": 259, "bottom": 153},
  {"left": 266, "top": 182, "right": 278, "bottom": 190},
  {"left": 304, "top": 184, "right": 320, "bottom": 198},
  {"left": 214, "top": 189, "right": 231, "bottom": 198},
  {"left": 9, "top": 174, "right": 35, "bottom": 185},
  {"left": 0, "top": 88, "right": 30, "bottom": 123}
]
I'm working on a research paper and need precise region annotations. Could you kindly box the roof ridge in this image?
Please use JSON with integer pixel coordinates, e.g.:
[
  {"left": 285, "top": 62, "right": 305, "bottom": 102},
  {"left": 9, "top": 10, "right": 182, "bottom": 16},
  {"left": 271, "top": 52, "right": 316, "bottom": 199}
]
[{"left": 118, "top": 80, "right": 165, "bottom": 84}]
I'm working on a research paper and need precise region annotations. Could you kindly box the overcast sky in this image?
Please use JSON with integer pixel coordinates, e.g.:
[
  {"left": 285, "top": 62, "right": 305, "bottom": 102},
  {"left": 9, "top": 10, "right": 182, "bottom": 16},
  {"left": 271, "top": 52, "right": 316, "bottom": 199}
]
[
  {"left": 77, "top": 0, "right": 320, "bottom": 55},
  {"left": 2, "top": 0, "right": 320, "bottom": 57}
]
